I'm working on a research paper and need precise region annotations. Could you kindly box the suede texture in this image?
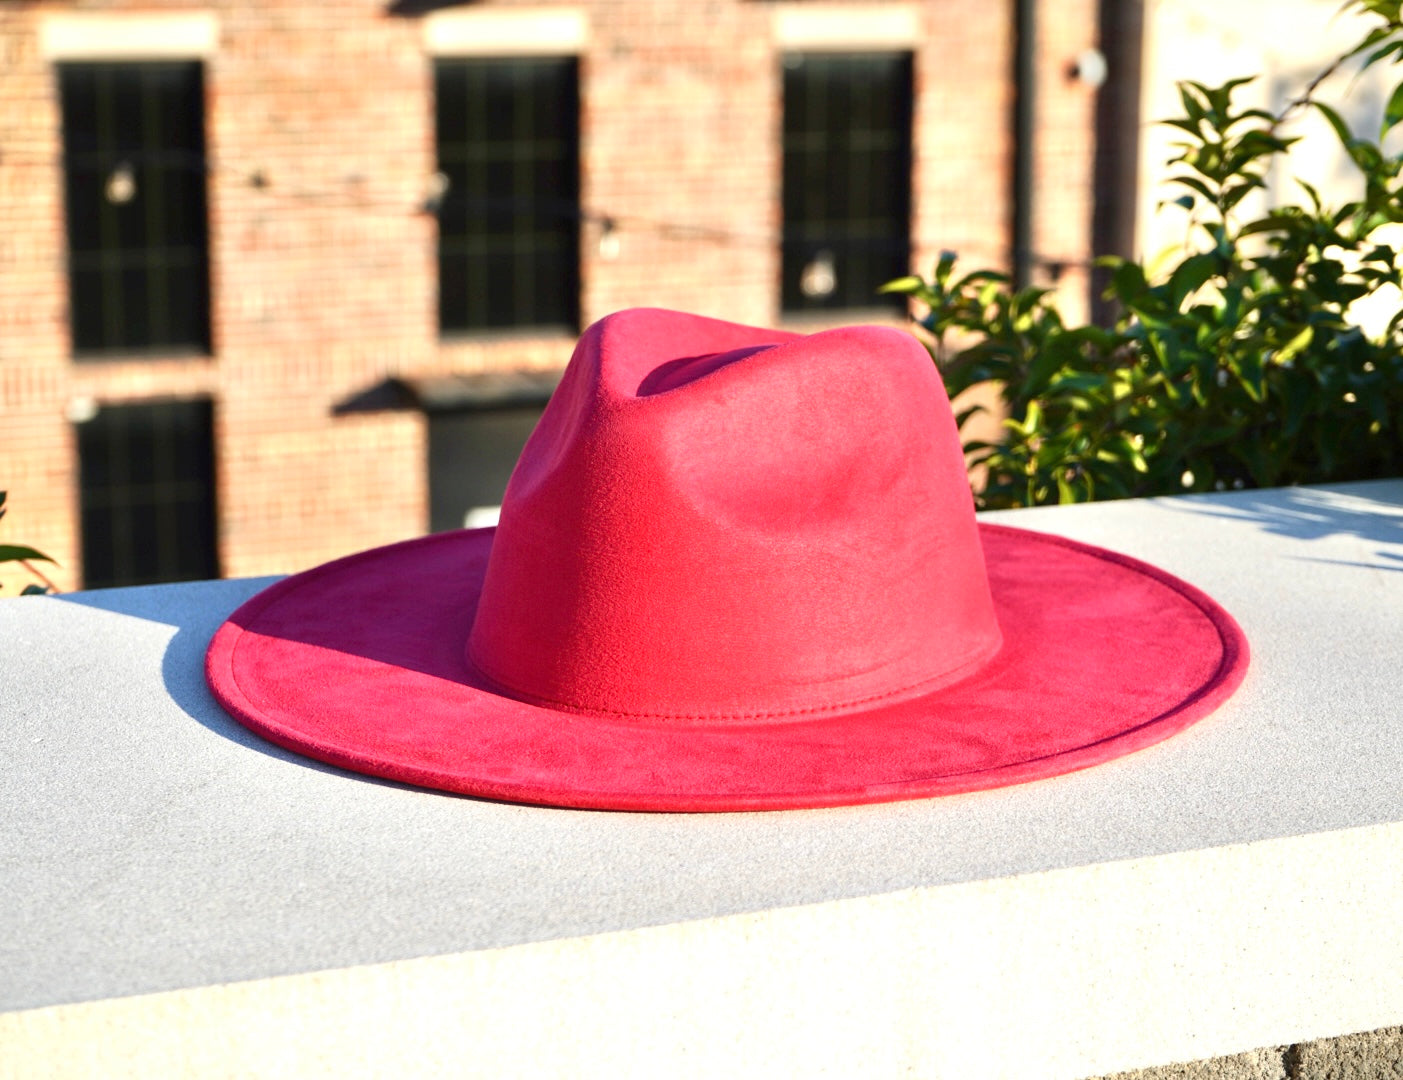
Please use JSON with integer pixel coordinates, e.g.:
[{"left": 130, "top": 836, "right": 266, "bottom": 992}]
[
  {"left": 205, "top": 309, "right": 1249, "bottom": 812},
  {"left": 470, "top": 310, "right": 1000, "bottom": 719}
]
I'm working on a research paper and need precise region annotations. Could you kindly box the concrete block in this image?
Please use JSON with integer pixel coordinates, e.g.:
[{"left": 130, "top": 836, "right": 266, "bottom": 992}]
[
  {"left": 1091, "top": 1046, "right": 1286, "bottom": 1080},
  {"left": 1289, "top": 1026, "right": 1403, "bottom": 1079}
]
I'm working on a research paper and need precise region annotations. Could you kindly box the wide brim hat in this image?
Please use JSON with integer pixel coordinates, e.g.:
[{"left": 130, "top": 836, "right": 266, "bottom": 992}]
[{"left": 207, "top": 308, "right": 1248, "bottom": 812}]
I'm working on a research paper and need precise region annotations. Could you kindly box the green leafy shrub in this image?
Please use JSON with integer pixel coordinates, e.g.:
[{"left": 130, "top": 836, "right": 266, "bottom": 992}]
[
  {"left": 0, "top": 491, "right": 56, "bottom": 595},
  {"left": 885, "top": 0, "right": 1403, "bottom": 509}
]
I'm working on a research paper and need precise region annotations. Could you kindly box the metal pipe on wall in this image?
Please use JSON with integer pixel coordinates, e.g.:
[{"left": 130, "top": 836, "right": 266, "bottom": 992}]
[
  {"left": 1091, "top": 0, "right": 1145, "bottom": 325},
  {"left": 1011, "top": 0, "right": 1037, "bottom": 291}
]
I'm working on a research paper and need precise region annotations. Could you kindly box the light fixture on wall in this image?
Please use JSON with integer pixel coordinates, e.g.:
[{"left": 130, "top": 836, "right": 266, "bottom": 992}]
[
  {"left": 1070, "top": 47, "right": 1108, "bottom": 89},
  {"left": 104, "top": 163, "right": 136, "bottom": 205},
  {"left": 423, "top": 170, "right": 450, "bottom": 214},
  {"left": 799, "top": 249, "right": 837, "bottom": 299},
  {"left": 65, "top": 396, "right": 99, "bottom": 425},
  {"left": 598, "top": 216, "right": 620, "bottom": 260}
]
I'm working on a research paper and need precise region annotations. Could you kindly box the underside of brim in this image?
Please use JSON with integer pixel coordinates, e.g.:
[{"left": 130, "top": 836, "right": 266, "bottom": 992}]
[{"left": 204, "top": 525, "right": 1249, "bottom": 812}]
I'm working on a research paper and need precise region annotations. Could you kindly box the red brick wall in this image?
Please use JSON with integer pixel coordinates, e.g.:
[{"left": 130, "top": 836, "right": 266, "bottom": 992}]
[
  {"left": 0, "top": 0, "right": 1102, "bottom": 593},
  {"left": 1, "top": 7, "right": 73, "bottom": 593},
  {"left": 1032, "top": 0, "right": 1101, "bottom": 325}
]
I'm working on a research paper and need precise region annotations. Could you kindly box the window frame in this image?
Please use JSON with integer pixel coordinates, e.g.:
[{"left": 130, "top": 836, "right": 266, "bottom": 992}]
[
  {"left": 76, "top": 397, "right": 220, "bottom": 589},
  {"left": 57, "top": 59, "right": 213, "bottom": 359},
  {"left": 780, "top": 50, "right": 915, "bottom": 316},
  {"left": 433, "top": 54, "right": 582, "bottom": 337}
]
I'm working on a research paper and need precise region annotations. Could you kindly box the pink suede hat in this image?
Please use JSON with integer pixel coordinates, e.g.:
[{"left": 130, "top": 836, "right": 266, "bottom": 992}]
[{"left": 206, "top": 308, "right": 1248, "bottom": 811}]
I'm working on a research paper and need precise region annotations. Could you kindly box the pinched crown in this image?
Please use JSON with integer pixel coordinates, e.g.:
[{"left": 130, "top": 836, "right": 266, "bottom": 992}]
[{"left": 466, "top": 308, "right": 1001, "bottom": 720}]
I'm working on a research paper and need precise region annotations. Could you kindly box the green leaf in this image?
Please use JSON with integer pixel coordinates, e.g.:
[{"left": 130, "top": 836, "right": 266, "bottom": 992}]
[
  {"left": 1160, "top": 118, "right": 1205, "bottom": 135},
  {"left": 977, "top": 280, "right": 1004, "bottom": 307},
  {"left": 1314, "top": 100, "right": 1354, "bottom": 144},
  {"left": 1169, "top": 253, "right": 1217, "bottom": 310},
  {"left": 1167, "top": 174, "right": 1218, "bottom": 202},
  {"left": 1364, "top": 39, "right": 1403, "bottom": 69},
  {"left": 952, "top": 269, "right": 1008, "bottom": 291},
  {"left": 1383, "top": 80, "right": 1403, "bottom": 137},
  {"left": 1022, "top": 399, "right": 1043, "bottom": 435},
  {"left": 878, "top": 276, "right": 924, "bottom": 294},
  {"left": 1224, "top": 107, "right": 1279, "bottom": 130},
  {"left": 1110, "top": 260, "right": 1150, "bottom": 304},
  {"left": 1177, "top": 83, "right": 1209, "bottom": 126},
  {"left": 1238, "top": 211, "right": 1304, "bottom": 236},
  {"left": 1276, "top": 324, "right": 1315, "bottom": 364},
  {"left": 1344, "top": 23, "right": 1396, "bottom": 63},
  {"left": 1236, "top": 350, "right": 1266, "bottom": 402},
  {"left": 1347, "top": 138, "right": 1384, "bottom": 173},
  {"left": 0, "top": 544, "right": 54, "bottom": 564},
  {"left": 953, "top": 404, "right": 987, "bottom": 429},
  {"left": 1023, "top": 342, "right": 1071, "bottom": 399},
  {"left": 1296, "top": 178, "right": 1324, "bottom": 212},
  {"left": 1214, "top": 75, "right": 1258, "bottom": 99},
  {"left": 1221, "top": 177, "right": 1265, "bottom": 210}
]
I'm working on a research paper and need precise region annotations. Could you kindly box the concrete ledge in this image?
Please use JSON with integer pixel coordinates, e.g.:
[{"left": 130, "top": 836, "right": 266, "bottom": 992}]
[
  {"left": 38, "top": 12, "right": 219, "bottom": 60},
  {"left": 422, "top": 8, "right": 588, "bottom": 57},
  {"left": 5, "top": 823, "right": 1403, "bottom": 1078},
  {"left": 771, "top": 4, "right": 921, "bottom": 50},
  {"left": 2, "top": 481, "right": 1401, "bottom": 1077}
]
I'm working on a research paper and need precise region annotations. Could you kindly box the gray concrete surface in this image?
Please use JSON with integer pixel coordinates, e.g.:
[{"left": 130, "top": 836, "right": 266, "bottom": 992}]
[{"left": 2, "top": 480, "right": 1401, "bottom": 1028}]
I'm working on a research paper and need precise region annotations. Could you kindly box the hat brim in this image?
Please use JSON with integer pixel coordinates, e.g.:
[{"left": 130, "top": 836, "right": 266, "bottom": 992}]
[{"left": 205, "top": 524, "right": 1248, "bottom": 812}]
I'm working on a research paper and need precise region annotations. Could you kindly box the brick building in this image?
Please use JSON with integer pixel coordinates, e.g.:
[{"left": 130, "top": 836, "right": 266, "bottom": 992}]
[{"left": 0, "top": 0, "right": 1107, "bottom": 592}]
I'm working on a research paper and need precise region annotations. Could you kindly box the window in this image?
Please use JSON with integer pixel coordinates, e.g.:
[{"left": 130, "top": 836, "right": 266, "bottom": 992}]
[
  {"left": 435, "top": 57, "right": 580, "bottom": 334},
  {"left": 781, "top": 52, "right": 913, "bottom": 314},
  {"left": 78, "top": 399, "right": 218, "bottom": 588},
  {"left": 58, "top": 62, "right": 211, "bottom": 356},
  {"left": 428, "top": 406, "right": 548, "bottom": 532}
]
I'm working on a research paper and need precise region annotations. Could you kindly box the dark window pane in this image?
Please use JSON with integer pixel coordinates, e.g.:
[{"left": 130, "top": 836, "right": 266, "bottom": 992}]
[
  {"left": 173, "top": 493, "right": 218, "bottom": 576},
  {"left": 782, "top": 53, "right": 913, "bottom": 314},
  {"left": 162, "top": 264, "right": 202, "bottom": 347},
  {"left": 65, "top": 167, "right": 104, "bottom": 251},
  {"left": 535, "top": 249, "right": 571, "bottom": 326},
  {"left": 62, "top": 68, "right": 99, "bottom": 153},
  {"left": 80, "top": 505, "right": 117, "bottom": 586},
  {"left": 435, "top": 57, "right": 580, "bottom": 334},
  {"left": 59, "top": 62, "right": 210, "bottom": 357},
  {"left": 112, "top": 178, "right": 146, "bottom": 250},
  {"left": 77, "top": 399, "right": 219, "bottom": 588},
  {"left": 120, "top": 266, "right": 150, "bottom": 347},
  {"left": 70, "top": 268, "right": 107, "bottom": 353},
  {"left": 128, "top": 495, "right": 161, "bottom": 581},
  {"left": 428, "top": 407, "right": 547, "bottom": 533}
]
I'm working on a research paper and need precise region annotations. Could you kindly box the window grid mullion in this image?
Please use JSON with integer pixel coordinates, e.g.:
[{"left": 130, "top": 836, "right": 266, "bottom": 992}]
[{"left": 435, "top": 56, "right": 579, "bottom": 335}]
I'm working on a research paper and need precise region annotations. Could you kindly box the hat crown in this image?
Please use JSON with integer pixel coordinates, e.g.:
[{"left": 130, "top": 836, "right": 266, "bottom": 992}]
[{"left": 466, "top": 308, "right": 1001, "bottom": 720}]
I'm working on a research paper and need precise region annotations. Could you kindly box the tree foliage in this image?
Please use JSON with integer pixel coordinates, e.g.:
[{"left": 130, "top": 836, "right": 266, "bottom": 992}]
[{"left": 884, "top": 0, "right": 1403, "bottom": 509}]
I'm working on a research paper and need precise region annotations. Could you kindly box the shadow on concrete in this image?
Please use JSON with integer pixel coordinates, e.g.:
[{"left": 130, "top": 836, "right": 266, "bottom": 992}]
[
  {"left": 56, "top": 581, "right": 414, "bottom": 789},
  {"left": 1166, "top": 481, "right": 1403, "bottom": 571}
]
